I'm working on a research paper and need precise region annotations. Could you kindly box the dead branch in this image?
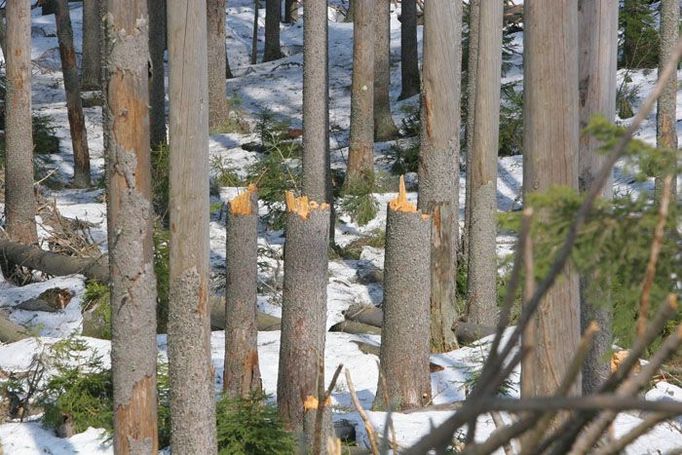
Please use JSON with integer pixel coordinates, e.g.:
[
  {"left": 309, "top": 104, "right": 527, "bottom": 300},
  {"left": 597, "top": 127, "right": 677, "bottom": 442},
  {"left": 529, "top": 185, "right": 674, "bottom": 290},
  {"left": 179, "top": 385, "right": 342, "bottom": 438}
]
[{"left": 345, "top": 369, "right": 380, "bottom": 455}]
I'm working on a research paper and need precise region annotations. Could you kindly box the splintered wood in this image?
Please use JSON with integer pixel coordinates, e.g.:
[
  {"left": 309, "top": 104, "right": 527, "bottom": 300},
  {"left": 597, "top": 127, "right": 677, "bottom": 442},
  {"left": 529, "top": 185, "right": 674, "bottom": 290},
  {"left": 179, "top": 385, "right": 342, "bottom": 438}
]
[
  {"left": 388, "top": 176, "right": 429, "bottom": 220},
  {"left": 285, "top": 191, "right": 330, "bottom": 219},
  {"left": 229, "top": 184, "right": 257, "bottom": 215}
]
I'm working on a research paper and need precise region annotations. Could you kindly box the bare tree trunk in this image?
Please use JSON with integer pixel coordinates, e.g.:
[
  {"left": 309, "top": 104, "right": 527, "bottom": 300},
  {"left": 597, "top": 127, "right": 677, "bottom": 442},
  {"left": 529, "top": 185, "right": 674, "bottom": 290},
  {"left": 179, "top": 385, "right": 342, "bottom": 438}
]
[
  {"left": 223, "top": 187, "right": 262, "bottom": 398},
  {"left": 284, "top": 0, "right": 298, "bottom": 23},
  {"left": 0, "top": 9, "right": 7, "bottom": 58},
  {"left": 463, "top": 0, "right": 479, "bottom": 263},
  {"left": 81, "top": 0, "right": 102, "bottom": 90},
  {"left": 54, "top": 0, "right": 91, "bottom": 188},
  {"left": 398, "top": 0, "right": 419, "bottom": 100},
  {"left": 373, "top": 0, "right": 399, "bottom": 141},
  {"left": 418, "top": 0, "right": 462, "bottom": 353},
  {"left": 346, "top": 0, "right": 375, "bottom": 187},
  {"left": 166, "top": 0, "right": 217, "bottom": 452},
  {"left": 148, "top": 0, "right": 167, "bottom": 147},
  {"left": 373, "top": 179, "right": 431, "bottom": 411},
  {"left": 251, "top": 0, "right": 259, "bottom": 65},
  {"left": 4, "top": 0, "right": 38, "bottom": 246},
  {"left": 465, "top": 0, "right": 502, "bottom": 326},
  {"left": 104, "top": 2, "right": 159, "bottom": 452},
  {"left": 208, "top": 0, "right": 230, "bottom": 131},
  {"left": 263, "top": 0, "right": 282, "bottom": 61},
  {"left": 577, "top": 0, "right": 618, "bottom": 395},
  {"left": 521, "top": 0, "right": 581, "bottom": 408}
]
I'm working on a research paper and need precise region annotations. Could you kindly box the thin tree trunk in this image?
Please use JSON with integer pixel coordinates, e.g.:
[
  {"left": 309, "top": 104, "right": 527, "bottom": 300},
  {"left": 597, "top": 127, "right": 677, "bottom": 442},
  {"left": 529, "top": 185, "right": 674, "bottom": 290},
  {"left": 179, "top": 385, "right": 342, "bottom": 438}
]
[
  {"left": 4, "top": 0, "right": 38, "bottom": 246},
  {"left": 0, "top": 9, "right": 7, "bottom": 58},
  {"left": 104, "top": 1, "right": 159, "bottom": 452},
  {"left": 81, "top": 0, "right": 101, "bottom": 90},
  {"left": 166, "top": 0, "right": 217, "bottom": 452},
  {"left": 398, "top": 0, "right": 419, "bottom": 100},
  {"left": 54, "top": 0, "right": 91, "bottom": 188},
  {"left": 208, "top": 0, "right": 230, "bottom": 131},
  {"left": 148, "top": 0, "right": 167, "bottom": 147},
  {"left": 466, "top": 0, "right": 503, "bottom": 326},
  {"left": 578, "top": 0, "right": 618, "bottom": 395},
  {"left": 223, "top": 187, "right": 262, "bottom": 398},
  {"left": 346, "top": 0, "right": 375, "bottom": 187},
  {"left": 284, "top": 0, "right": 298, "bottom": 23},
  {"left": 251, "top": 0, "right": 259, "bottom": 64},
  {"left": 418, "top": 0, "right": 462, "bottom": 353},
  {"left": 373, "top": 178, "right": 431, "bottom": 411},
  {"left": 373, "top": 0, "right": 399, "bottom": 141},
  {"left": 263, "top": 0, "right": 282, "bottom": 61},
  {"left": 463, "top": 0, "right": 479, "bottom": 263}
]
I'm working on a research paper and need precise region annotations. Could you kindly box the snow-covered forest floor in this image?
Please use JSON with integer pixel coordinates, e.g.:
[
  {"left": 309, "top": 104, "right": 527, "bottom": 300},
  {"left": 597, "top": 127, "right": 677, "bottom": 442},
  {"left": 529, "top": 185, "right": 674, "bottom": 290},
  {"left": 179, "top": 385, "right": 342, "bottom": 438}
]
[{"left": 0, "top": 1, "right": 681, "bottom": 453}]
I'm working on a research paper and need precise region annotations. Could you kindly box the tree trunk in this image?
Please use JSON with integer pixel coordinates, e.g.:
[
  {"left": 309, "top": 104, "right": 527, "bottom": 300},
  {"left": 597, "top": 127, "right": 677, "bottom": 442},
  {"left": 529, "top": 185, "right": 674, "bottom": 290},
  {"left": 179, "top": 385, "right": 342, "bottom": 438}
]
[
  {"left": 577, "top": 0, "right": 618, "bottom": 395},
  {"left": 148, "top": 0, "right": 167, "bottom": 148},
  {"left": 0, "top": 311, "right": 31, "bottom": 343},
  {"left": 463, "top": 0, "right": 479, "bottom": 263},
  {"left": 223, "top": 187, "right": 262, "bottom": 398},
  {"left": 208, "top": 0, "right": 230, "bottom": 131},
  {"left": 284, "top": 0, "right": 299, "bottom": 23},
  {"left": 103, "top": 2, "right": 159, "bottom": 452},
  {"left": 374, "top": 178, "right": 431, "bottom": 411},
  {"left": 465, "top": 0, "right": 503, "bottom": 326},
  {"left": 346, "top": 0, "right": 375, "bottom": 187},
  {"left": 0, "top": 9, "right": 7, "bottom": 58},
  {"left": 166, "top": 0, "right": 217, "bottom": 452},
  {"left": 521, "top": 0, "right": 581, "bottom": 407},
  {"left": 277, "top": 194, "right": 330, "bottom": 446},
  {"left": 418, "top": 0, "right": 462, "bottom": 353},
  {"left": 373, "top": 0, "right": 398, "bottom": 141},
  {"left": 263, "top": 0, "right": 282, "bottom": 61},
  {"left": 81, "top": 0, "right": 101, "bottom": 90},
  {"left": 398, "top": 0, "right": 419, "bottom": 100},
  {"left": 251, "top": 0, "right": 259, "bottom": 64},
  {"left": 54, "top": 0, "right": 91, "bottom": 188},
  {"left": 4, "top": 0, "right": 38, "bottom": 246}
]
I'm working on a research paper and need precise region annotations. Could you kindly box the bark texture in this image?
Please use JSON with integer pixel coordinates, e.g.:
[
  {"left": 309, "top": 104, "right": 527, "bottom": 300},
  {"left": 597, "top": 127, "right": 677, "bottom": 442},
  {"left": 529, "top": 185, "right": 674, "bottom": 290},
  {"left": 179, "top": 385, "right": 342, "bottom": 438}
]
[
  {"left": 418, "top": 0, "right": 462, "bottom": 353},
  {"left": 81, "top": 0, "right": 102, "bottom": 90},
  {"left": 373, "top": 0, "right": 398, "bottom": 140},
  {"left": 148, "top": 0, "right": 166, "bottom": 147},
  {"left": 208, "top": 0, "right": 230, "bottom": 130},
  {"left": 463, "top": 0, "right": 479, "bottom": 262},
  {"left": 263, "top": 0, "right": 282, "bottom": 61},
  {"left": 284, "top": 0, "right": 299, "bottom": 23},
  {"left": 166, "top": 0, "right": 217, "bottom": 452},
  {"left": 4, "top": 0, "right": 38, "bottom": 246},
  {"left": 398, "top": 0, "right": 419, "bottom": 100},
  {"left": 54, "top": 0, "right": 91, "bottom": 188},
  {"left": 346, "top": 0, "right": 375, "bottom": 186},
  {"left": 251, "top": 0, "right": 259, "bottom": 64},
  {"left": 465, "top": 0, "right": 502, "bottom": 326},
  {"left": 577, "top": 0, "right": 617, "bottom": 395},
  {"left": 521, "top": 0, "right": 581, "bottom": 401}
]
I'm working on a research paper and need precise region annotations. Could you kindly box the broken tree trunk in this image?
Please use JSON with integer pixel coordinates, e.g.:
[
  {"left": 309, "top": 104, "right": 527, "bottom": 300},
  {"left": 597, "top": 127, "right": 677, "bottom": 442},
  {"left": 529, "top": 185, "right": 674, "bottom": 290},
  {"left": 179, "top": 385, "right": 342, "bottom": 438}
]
[{"left": 373, "top": 177, "right": 431, "bottom": 411}]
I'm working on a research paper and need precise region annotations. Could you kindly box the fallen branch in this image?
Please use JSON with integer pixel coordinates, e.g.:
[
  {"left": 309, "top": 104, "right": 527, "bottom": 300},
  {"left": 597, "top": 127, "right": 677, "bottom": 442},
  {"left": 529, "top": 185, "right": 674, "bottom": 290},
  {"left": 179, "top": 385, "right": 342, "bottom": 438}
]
[{"left": 345, "top": 369, "right": 380, "bottom": 455}]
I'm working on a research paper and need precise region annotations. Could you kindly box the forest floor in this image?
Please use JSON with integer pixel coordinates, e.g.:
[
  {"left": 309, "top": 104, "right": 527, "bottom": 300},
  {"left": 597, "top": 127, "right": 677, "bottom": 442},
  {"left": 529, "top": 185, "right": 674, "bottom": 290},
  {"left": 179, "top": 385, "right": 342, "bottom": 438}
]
[{"left": 0, "top": 1, "right": 681, "bottom": 453}]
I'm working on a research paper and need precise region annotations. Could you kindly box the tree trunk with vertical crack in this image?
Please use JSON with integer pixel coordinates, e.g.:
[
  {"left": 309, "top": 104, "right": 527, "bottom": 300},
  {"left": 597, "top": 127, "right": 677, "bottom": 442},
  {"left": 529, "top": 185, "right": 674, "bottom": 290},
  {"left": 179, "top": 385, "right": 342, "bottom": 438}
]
[
  {"left": 148, "top": 0, "right": 166, "bottom": 147},
  {"left": 463, "top": 0, "right": 479, "bottom": 264},
  {"left": 208, "top": 0, "right": 230, "bottom": 131},
  {"left": 81, "top": 0, "right": 102, "bottom": 90},
  {"left": 419, "top": 0, "right": 462, "bottom": 353},
  {"left": 398, "top": 0, "right": 419, "bottom": 100},
  {"left": 263, "top": 0, "right": 282, "bottom": 61},
  {"left": 373, "top": 0, "right": 398, "bottom": 141},
  {"left": 166, "top": 0, "right": 217, "bottom": 452}
]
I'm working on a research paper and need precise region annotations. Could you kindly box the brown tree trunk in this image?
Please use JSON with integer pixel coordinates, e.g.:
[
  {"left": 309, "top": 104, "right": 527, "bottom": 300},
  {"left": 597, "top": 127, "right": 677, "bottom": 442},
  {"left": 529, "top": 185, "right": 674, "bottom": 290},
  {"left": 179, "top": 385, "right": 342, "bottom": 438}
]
[
  {"left": 166, "top": 0, "right": 217, "bottom": 451},
  {"left": 223, "top": 187, "right": 262, "bottom": 398},
  {"left": 148, "top": 0, "right": 167, "bottom": 147},
  {"left": 81, "top": 0, "right": 102, "bottom": 90},
  {"left": 578, "top": 0, "right": 618, "bottom": 395},
  {"left": 284, "top": 0, "right": 298, "bottom": 23},
  {"left": 418, "top": 0, "right": 462, "bottom": 353},
  {"left": 398, "top": 0, "right": 419, "bottom": 100},
  {"left": 208, "top": 0, "right": 230, "bottom": 131},
  {"left": 263, "top": 0, "right": 282, "bottom": 61},
  {"left": 54, "top": 0, "right": 91, "bottom": 188},
  {"left": 104, "top": 1, "right": 159, "bottom": 452},
  {"left": 4, "top": 0, "right": 38, "bottom": 246},
  {"left": 346, "top": 0, "right": 375, "bottom": 187},
  {"left": 373, "top": 0, "right": 399, "bottom": 141},
  {"left": 374, "top": 178, "right": 431, "bottom": 411},
  {"left": 251, "top": 0, "right": 259, "bottom": 64}
]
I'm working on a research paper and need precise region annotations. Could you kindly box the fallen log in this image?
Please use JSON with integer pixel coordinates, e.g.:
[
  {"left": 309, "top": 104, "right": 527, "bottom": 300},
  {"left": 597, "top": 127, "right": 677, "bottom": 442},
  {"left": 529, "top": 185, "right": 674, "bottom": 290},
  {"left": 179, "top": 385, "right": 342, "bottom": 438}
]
[
  {"left": 0, "top": 311, "right": 31, "bottom": 343},
  {"left": 451, "top": 321, "right": 497, "bottom": 345},
  {"left": 343, "top": 303, "right": 383, "bottom": 327},
  {"left": 210, "top": 297, "right": 281, "bottom": 331},
  {"left": 329, "top": 320, "right": 381, "bottom": 336}
]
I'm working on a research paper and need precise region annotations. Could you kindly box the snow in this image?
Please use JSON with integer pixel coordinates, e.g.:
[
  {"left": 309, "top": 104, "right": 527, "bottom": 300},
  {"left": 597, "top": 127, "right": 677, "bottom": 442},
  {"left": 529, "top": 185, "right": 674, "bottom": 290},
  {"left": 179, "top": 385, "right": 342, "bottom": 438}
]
[{"left": 0, "top": 0, "right": 681, "bottom": 453}]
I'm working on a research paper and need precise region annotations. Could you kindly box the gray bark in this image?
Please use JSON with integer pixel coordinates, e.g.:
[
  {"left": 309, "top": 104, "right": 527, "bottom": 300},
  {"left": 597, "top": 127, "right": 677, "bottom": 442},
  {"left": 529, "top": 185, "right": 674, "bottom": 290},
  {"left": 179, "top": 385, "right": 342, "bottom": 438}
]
[
  {"left": 284, "top": 0, "right": 299, "bottom": 23},
  {"left": 373, "top": 0, "right": 398, "bottom": 140},
  {"left": 4, "top": 0, "right": 38, "bottom": 246},
  {"left": 418, "top": 0, "right": 462, "bottom": 353},
  {"left": 104, "top": 2, "right": 159, "bottom": 451},
  {"left": 81, "top": 0, "right": 102, "bottom": 90},
  {"left": 373, "top": 208, "right": 431, "bottom": 411},
  {"left": 398, "top": 0, "right": 419, "bottom": 100},
  {"left": 148, "top": 0, "right": 167, "bottom": 147},
  {"left": 166, "top": 0, "right": 217, "bottom": 452},
  {"left": 0, "top": 311, "right": 31, "bottom": 343},
  {"left": 463, "top": 0, "right": 479, "bottom": 263},
  {"left": 208, "top": 0, "right": 230, "bottom": 131},
  {"left": 251, "top": 0, "right": 259, "bottom": 65},
  {"left": 263, "top": 0, "right": 282, "bottom": 61}
]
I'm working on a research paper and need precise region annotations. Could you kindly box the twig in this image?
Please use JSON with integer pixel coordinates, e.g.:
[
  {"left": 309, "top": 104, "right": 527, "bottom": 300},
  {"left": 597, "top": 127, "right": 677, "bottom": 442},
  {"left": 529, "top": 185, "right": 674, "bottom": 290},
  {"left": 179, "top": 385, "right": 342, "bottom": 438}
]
[
  {"left": 490, "top": 412, "right": 514, "bottom": 455},
  {"left": 312, "top": 363, "right": 344, "bottom": 455},
  {"left": 592, "top": 413, "right": 675, "bottom": 455},
  {"left": 378, "top": 367, "right": 399, "bottom": 454},
  {"left": 345, "top": 369, "right": 380, "bottom": 455}
]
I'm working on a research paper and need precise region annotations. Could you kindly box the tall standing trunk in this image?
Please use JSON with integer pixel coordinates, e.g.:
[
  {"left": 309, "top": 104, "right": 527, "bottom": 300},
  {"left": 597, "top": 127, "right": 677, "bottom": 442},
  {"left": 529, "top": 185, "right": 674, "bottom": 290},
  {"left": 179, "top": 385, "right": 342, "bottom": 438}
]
[
  {"left": 81, "top": 0, "right": 102, "bottom": 90},
  {"left": 398, "top": 0, "right": 419, "bottom": 100},
  {"left": 263, "top": 0, "right": 282, "bottom": 61},
  {"left": 373, "top": 0, "right": 399, "bottom": 141},
  {"left": 251, "top": 0, "right": 259, "bottom": 65},
  {"left": 346, "top": 0, "right": 375, "bottom": 187},
  {"left": 148, "top": 0, "right": 167, "bottom": 147},
  {"left": 223, "top": 186, "right": 262, "bottom": 398},
  {"left": 208, "top": 0, "right": 230, "bottom": 131},
  {"left": 463, "top": 0, "right": 479, "bottom": 263},
  {"left": 578, "top": 0, "right": 618, "bottom": 395},
  {"left": 521, "top": 0, "right": 581, "bottom": 409},
  {"left": 166, "top": 0, "right": 217, "bottom": 452},
  {"left": 4, "top": 0, "right": 38, "bottom": 246},
  {"left": 284, "top": 0, "right": 299, "bottom": 23},
  {"left": 0, "top": 9, "right": 7, "bottom": 58},
  {"left": 104, "top": 1, "right": 159, "bottom": 452},
  {"left": 418, "top": 0, "right": 462, "bottom": 353},
  {"left": 54, "top": 0, "right": 91, "bottom": 188}
]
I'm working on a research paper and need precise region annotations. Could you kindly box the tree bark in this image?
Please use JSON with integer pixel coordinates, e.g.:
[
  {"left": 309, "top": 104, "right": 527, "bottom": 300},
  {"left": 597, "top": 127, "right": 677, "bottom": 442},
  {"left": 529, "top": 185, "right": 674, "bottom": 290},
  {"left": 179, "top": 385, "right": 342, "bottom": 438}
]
[
  {"left": 104, "top": 2, "right": 159, "bottom": 452},
  {"left": 0, "top": 311, "right": 31, "bottom": 344},
  {"left": 251, "top": 0, "right": 259, "bottom": 64},
  {"left": 284, "top": 0, "right": 298, "bottom": 23},
  {"left": 374, "top": 180, "right": 431, "bottom": 411},
  {"left": 398, "top": 0, "right": 419, "bottom": 100},
  {"left": 54, "top": 0, "right": 91, "bottom": 188},
  {"left": 577, "top": 0, "right": 618, "bottom": 395},
  {"left": 465, "top": 0, "right": 503, "bottom": 326},
  {"left": 148, "top": 0, "right": 167, "bottom": 147},
  {"left": 4, "top": 0, "right": 38, "bottom": 246},
  {"left": 208, "top": 0, "right": 230, "bottom": 131},
  {"left": 418, "top": 0, "right": 462, "bottom": 353},
  {"left": 521, "top": 0, "right": 581, "bottom": 407},
  {"left": 81, "top": 0, "right": 102, "bottom": 90},
  {"left": 223, "top": 187, "right": 262, "bottom": 398},
  {"left": 166, "top": 0, "right": 217, "bottom": 452},
  {"left": 346, "top": 0, "right": 375, "bottom": 187},
  {"left": 463, "top": 0, "right": 479, "bottom": 263},
  {"left": 263, "top": 0, "right": 282, "bottom": 61},
  {"left": 373, "top": 0, "right": 399, "bottom": 141}
]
